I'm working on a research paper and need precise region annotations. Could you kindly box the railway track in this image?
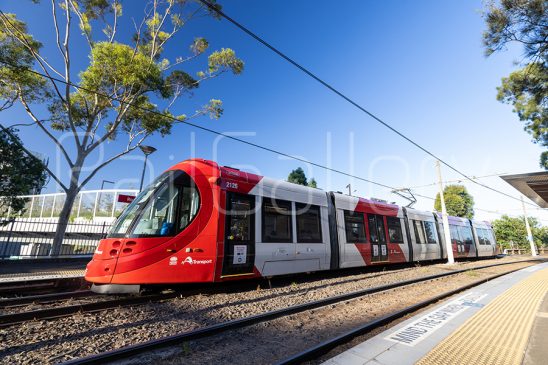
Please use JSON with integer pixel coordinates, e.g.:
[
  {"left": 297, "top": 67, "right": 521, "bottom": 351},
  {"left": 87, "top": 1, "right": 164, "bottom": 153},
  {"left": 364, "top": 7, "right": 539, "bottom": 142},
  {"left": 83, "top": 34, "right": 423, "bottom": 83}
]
[
  {"left": 59, "top": 259, "right": 543, "bottom": 365},
  {"left": 0, "top": 276, "right": 87, "bottom": 297},
  {"left": 0, "top": 260, "right": 464, "bottom": 326},
  {"left": 0, "top": 290, "right": 97, "bottom": 309},
  {"left": 0, "top": 291, "right": 180, "bottom": 328}
]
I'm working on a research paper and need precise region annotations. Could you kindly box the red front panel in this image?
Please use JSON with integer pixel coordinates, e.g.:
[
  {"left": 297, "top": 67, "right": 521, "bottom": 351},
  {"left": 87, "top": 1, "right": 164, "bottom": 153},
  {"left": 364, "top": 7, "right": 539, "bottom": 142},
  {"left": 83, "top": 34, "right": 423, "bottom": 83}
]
[{"left": 85, "top": 159, "right": 222, "bottom": 284}]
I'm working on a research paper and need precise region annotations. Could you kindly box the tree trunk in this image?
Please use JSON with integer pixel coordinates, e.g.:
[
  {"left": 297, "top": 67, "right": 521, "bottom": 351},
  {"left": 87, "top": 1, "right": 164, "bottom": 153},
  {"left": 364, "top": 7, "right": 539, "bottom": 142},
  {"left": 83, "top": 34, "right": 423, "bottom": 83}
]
[{"left": 50, "top": 162, "right": 82, "bottom": 257}]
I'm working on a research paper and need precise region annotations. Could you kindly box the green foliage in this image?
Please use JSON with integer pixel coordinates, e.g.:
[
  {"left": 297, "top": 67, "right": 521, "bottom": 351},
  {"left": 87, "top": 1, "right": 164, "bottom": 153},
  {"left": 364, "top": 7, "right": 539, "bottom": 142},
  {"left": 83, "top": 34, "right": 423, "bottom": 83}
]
[
  {"left": 0, "top": 1, "right": 244, "bottom": 254},
  {"left": 120, "top": 95, "right": 174, "bottom": 137},
  {"left": 0, "top": 128, "right": 47, "bottom": 215},
  {"left": 483, "top": 0, "right": 547, "bottom": 169},
  {"left": 191, "top": 37, "right": 209, "bottom": 55},
  {"left": 497, "top": 63, "right": 547, "bottom": 160},
  {"left": 483, "top": 0, "right": 546, "bottom": 59},
  {"left": 0, "top": 13, "right": 49, "bottom": 110},
  {"left": 288, "top": 167, "right": 308, "bottom": 186},
  {"left": 208, "top": 48, "right": 244, "bottom": 75},
  {"left": 492, "top": 214, "right": 548, "bottom": 248},
  {"left": 81, "top": 42, "right": 166, "bottom": 97},
  {"left": 434, "top": 184, "right": 475, "bottom": 219},
  {"left": 287, "top": 168, "right": 318, "bottom": 188},
  {"left": 541, "top": 150, "right": 548, "bottom": 169}
]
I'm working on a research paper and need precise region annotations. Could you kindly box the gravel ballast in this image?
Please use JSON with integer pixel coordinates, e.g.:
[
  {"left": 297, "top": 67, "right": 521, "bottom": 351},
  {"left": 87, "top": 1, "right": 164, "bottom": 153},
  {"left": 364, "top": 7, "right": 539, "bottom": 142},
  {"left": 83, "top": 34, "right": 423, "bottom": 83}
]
[{"left": 0, "top": 256, "right": 539, "bottom": 364}]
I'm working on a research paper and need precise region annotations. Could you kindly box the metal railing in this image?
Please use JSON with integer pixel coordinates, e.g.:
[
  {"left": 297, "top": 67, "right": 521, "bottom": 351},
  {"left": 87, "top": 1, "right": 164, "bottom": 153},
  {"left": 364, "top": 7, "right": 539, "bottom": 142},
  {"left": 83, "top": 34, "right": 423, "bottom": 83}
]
[
  {"left": 503, "top": 247, "right": 547, "bottom": 255},
  {"left": 0, "top": 219, "right": 110, "bottom": 259},
  {"left": 1, "top": 189, "right": 138, "bottom": 220}
]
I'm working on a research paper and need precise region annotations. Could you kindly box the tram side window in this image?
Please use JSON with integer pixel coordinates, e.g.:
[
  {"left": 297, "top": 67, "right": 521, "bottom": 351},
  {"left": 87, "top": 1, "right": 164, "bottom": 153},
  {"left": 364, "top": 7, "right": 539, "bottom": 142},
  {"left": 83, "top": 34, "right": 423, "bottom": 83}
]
[
  {"left": 387, "top": 217, "right": 404, "bottom": 243},
  {"left": 413, "top": 220, "right": 427, "bottom": 244},
  {"left": 344, "top": 210, "right": 366, "bottom": 243},
  {"left": 132, "top": 183, "right": 180, "bottom": 236},
  {"left": 296, "top": 203, "right": 322, "bottom": 243},
  {"left": 458, "top": 226, "right": 474, "bottom": 245},
  {"left": 368, "top": 215, "right": 387, "bottom": 243},
  {"left": 179, "top": 185, "right": 200, "bottom": 231},
  {"left": 262, "top": 199, "right": 292, "bottom": 243},
  {"left": 482, "top": 229, "right": 492, "bottom": 245},
  {"left": 449, "top": 225, "right": 462, "bottom": 244},
  {"left": 487, "top": 229, "right": 495, "bottom": 245},
  {"left": 477, "top": 228, "right": 486, "bottom": 245},
  {"left": 227, "top": 195, "right": 253, "bottom": 242},
  {"left": 424, "top": 221, "right": 438, "bottom": 244}
]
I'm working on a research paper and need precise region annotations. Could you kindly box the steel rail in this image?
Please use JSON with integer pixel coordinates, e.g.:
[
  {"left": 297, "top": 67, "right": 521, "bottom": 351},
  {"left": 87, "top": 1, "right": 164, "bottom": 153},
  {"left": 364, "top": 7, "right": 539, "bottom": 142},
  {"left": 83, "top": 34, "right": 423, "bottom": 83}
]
[
  {"left": 0, "top": 290, "right": 96, "bottom": 308},
  {"left": 0, "top": 292, "right": 179, "bottom": 328},
  {"left": 61, "top": 259, "right": 543, "bottom": 365},
  {"left": 275, "top": 264, "right": 535, "bottom": 364},
  {"left": 0, "top": 277, "right": 86, "bottom": 296}
]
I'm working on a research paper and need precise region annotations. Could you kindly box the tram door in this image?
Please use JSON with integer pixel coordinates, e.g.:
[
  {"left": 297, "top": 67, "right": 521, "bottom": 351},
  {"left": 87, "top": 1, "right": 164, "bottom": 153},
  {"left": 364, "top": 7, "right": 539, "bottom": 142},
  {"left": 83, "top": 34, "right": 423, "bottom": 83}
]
[
  {"left": 368, "top": 214, "right": 388, "bottom": 262},
  {"left": 222, "top": 193, "right": 256, "bottom": 276}
]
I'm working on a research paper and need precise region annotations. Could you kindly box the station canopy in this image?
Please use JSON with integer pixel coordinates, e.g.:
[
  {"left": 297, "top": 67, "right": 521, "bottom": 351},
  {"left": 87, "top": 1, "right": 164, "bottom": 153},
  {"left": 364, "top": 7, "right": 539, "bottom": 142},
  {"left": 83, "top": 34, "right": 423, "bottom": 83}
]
[{"left": 500, "top": 171, "right": 548, "bottom": 208}]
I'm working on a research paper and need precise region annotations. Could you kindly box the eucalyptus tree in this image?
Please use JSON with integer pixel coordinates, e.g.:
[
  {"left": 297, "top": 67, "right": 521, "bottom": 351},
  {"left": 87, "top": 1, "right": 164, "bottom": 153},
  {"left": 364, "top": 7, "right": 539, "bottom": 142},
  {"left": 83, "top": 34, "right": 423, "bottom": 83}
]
[
  {"left": 483, "top": 0, "right": 547, "bottom": 168},
  {"left": 0, "top": 128, "right": 47, "bottom": 217},
  {"left": 434, "top": 185, "right": 475, "bottom": 219},
  {"left": 0, "top": 0, "right": 244, "bottom": 255}
]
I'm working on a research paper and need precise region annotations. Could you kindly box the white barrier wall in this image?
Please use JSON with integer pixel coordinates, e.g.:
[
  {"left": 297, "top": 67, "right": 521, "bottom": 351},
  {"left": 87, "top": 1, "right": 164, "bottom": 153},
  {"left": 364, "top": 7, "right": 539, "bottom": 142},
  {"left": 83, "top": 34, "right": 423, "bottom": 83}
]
[{"left": 2, "top": 189, "right": 137, "bottom": 221}]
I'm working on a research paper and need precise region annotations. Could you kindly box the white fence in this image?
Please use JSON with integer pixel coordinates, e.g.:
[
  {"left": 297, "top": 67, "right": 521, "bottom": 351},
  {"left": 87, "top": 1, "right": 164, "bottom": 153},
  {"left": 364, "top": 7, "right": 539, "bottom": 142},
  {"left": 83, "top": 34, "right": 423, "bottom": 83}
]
[
  {"left": 2, "top": 189, "right": 138, "bottom": 221},
  {"left": 0, "top": 219, "right": 110, "bottom": 258}
]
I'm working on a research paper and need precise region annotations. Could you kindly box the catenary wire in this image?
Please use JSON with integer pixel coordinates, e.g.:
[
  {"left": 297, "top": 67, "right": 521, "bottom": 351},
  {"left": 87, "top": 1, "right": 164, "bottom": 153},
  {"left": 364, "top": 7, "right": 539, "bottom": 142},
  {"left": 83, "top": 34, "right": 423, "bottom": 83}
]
[
  {"left": 0, "top": 8, "right": 539, "bottom": 210},
  {"left": 0, "top": 58, "right": 520, "bottom": 216},
  {"left": 195, "top": 0, "right": 541, "bottom": 208}
]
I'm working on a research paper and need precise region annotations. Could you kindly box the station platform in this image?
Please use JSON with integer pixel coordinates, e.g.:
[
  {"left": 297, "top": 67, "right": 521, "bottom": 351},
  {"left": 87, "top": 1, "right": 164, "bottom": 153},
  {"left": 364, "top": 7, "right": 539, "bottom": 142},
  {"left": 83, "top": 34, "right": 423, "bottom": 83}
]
[
  {"left": 0, "top": 257, "right": 88, "bottom": 282},
  {"left": 323, "top": 262, "right": 548, "bottom": 365}
]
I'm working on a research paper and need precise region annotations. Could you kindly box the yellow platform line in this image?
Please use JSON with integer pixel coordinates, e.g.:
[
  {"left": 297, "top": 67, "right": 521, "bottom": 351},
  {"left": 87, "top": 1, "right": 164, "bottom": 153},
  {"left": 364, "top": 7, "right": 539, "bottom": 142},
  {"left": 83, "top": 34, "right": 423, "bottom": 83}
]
[{"left": 417, "top": 267, "right": 548, "bottom": 365}]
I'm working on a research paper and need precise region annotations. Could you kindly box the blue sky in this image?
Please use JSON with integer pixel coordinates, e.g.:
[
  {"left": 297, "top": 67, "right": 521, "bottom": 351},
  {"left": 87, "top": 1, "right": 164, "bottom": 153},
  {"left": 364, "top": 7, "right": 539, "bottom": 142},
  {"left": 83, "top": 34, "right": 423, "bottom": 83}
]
[{"left": 1, "top": 0, "right": 547, "bottom": 223}]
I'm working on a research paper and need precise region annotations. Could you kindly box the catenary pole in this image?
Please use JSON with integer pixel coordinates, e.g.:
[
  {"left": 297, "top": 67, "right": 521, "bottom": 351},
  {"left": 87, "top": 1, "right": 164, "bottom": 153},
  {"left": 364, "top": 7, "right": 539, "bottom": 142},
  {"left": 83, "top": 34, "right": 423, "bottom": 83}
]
[
  {"left": 436, "top": 161, "right": 455, "bottom": 264},
  {"left": 521, "top": 196, "right": 537, "bottom": 257}
]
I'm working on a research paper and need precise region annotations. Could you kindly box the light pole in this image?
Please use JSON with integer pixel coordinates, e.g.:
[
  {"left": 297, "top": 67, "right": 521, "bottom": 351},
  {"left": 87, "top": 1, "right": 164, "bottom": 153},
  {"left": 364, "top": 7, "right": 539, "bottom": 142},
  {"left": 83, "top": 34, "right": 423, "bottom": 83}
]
[
  {"left": 521, "top": 196, "right": 538, "bottom": 257},
  {"left": 139, "top": 145, "right": 157, "bottom": 191},
  {"left": 97, "top": 180, "right": 115, "bottom": 217},
  {"left": 101, "top": 180, "right": 114, "bottom": 190},
  {"left": 436, "top": 160, "right": 455, "bottom": 264}
]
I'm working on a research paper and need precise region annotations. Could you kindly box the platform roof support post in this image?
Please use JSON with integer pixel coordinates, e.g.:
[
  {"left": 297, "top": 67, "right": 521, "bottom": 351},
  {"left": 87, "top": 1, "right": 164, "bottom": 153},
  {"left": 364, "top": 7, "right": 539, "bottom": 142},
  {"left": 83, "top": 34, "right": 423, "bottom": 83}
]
[
  {"left": 521, "top": 196, "right": 537, "bottom": 257},
  {"left": 436, "top": 160, "right": 455, "bottom": 264}
]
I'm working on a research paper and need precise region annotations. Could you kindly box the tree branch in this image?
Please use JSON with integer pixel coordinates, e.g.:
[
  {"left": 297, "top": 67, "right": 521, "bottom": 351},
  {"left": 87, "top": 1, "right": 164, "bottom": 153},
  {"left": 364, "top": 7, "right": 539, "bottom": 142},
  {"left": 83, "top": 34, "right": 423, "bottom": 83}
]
[
  {"left": 51, "top": 0, "right": 67, "bottom": 63},
  {"left": 68, "top": 1, "right": 93, "bottom": 52},
  {"left": 78, "top": 133, "right": 150, "bottom": 189},
  {"left": 0, "top": 12, "right": 66, "bottom": 102},
  {"left": 109, "top": 0, "right": 119, "bottom": 43},
  {"left": 19, "top": 95, "right": 74, "bottom": 167},
  {"left": 85, "top": 94, "right": 136, "bottom": 154},
  {"left": 62, "top": 0, "right": 82, "bottom": 151}
]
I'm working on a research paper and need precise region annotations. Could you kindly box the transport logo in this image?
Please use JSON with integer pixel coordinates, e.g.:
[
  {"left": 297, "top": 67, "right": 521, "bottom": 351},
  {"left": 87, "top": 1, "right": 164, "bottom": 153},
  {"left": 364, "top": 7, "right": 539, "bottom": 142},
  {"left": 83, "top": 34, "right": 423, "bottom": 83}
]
[
  {"left": 181, "top": 256, "right": 213, "bottom": 265},
  {"left": 169, "top": 257, "right": 178, "bottom": 266}
]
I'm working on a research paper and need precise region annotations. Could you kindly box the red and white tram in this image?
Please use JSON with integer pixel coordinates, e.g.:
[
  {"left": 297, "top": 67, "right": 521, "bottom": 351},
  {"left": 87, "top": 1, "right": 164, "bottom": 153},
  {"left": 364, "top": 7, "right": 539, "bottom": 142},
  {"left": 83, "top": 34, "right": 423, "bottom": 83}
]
[{"left": 85, "top": 159, "right": 498, "bottom": 293}]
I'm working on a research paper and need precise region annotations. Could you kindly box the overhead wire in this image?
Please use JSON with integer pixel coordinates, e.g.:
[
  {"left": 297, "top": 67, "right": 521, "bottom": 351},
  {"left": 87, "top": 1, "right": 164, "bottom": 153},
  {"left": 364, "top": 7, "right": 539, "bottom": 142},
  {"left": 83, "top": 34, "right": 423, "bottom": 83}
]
[
  {"left": 0, "top": 8, "right": 542, "bottom": 215},
  {"left": 195, "top": 0, "right": 541, "bottom": 208},
  {"left": 0, "top": 57, "right": 522, "bottom": 218}
]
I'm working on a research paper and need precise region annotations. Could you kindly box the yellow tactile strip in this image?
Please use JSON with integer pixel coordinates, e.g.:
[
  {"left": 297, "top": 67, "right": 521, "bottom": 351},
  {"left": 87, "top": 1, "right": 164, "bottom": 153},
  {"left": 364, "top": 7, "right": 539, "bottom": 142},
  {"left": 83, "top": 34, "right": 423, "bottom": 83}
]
[{"left": 417, "top": 267, "right": 548, "bottom": 365}]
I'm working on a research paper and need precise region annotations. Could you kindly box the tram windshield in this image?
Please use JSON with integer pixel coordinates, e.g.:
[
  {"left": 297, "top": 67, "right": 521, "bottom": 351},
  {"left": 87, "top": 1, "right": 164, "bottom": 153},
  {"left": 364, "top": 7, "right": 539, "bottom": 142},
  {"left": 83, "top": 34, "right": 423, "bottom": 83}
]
[{"left": 109, "top": 170, "right": 200, "bottom": 238}]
